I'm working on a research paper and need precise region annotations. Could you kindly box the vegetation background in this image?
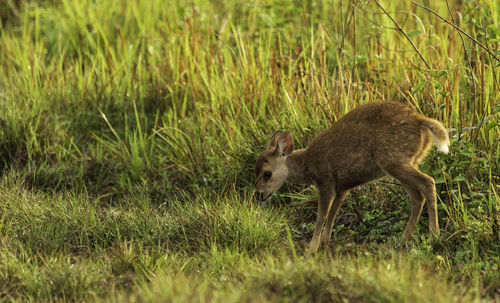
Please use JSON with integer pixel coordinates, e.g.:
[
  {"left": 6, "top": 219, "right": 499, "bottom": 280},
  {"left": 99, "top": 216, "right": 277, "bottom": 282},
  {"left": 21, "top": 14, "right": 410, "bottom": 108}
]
[{"left": 0, "top": 0, "right": 498, "bottom": 301}]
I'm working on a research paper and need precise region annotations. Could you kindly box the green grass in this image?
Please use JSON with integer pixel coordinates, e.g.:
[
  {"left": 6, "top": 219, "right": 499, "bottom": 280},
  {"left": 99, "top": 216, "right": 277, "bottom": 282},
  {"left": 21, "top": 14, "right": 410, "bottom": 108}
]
[{"left": 0, "top": 0, "right": 499, "bottom": 301}]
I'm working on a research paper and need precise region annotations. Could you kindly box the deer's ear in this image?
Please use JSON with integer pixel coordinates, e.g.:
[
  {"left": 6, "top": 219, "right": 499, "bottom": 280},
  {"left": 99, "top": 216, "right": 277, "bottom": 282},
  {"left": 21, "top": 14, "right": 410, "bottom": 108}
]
[{"left": 267, "top": 131, "right": 294, "bottom": 156}]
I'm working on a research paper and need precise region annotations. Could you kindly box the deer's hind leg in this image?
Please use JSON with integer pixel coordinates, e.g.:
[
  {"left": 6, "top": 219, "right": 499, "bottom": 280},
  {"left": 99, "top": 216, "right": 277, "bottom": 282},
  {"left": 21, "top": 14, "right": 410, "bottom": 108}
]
[
  {"left": 378, "top": 162, "right": 439, "bottom": 239},
  {"left": 401, "top": 185, "right": 426, "bottom": 239}
]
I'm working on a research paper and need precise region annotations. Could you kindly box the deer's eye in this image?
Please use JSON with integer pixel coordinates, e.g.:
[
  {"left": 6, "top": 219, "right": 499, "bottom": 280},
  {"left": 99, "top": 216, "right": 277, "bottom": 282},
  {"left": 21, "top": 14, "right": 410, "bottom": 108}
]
[{"left": 263, "top": 171, "right": 272, "bottom": 181}]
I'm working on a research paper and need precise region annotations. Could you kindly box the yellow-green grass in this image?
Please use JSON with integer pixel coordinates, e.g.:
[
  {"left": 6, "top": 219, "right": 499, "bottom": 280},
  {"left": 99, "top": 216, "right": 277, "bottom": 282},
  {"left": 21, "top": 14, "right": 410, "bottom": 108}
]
[{"left": 0, "top": 0, "right": 498, "bottom": 301}]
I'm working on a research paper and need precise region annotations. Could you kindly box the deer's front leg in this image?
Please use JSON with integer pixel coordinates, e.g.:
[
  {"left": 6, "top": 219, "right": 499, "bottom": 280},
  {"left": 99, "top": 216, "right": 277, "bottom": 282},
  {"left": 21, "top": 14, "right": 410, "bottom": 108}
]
[
  {"left": 320, "top": 190, "right": 348, "bottom": 246},
  {"left": 308, "top": 185, "right": 335, "bottom": 254}
]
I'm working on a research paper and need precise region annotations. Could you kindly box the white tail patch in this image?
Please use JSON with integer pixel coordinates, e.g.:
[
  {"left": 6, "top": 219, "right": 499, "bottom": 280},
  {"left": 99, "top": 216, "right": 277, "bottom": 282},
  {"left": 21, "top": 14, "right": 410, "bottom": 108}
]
[
  {"left": 438, "top": 141, "right": 449, "bottom": 154},
  {"left": 432, "top": 134, "right": 450, "bottom": 154}
]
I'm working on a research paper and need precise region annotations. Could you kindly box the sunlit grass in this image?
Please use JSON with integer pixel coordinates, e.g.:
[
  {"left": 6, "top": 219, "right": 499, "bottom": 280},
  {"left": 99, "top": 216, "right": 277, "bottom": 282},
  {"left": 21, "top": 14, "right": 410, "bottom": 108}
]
[{"left": 0, "top": 0, "right": 498, "bottom": 301}]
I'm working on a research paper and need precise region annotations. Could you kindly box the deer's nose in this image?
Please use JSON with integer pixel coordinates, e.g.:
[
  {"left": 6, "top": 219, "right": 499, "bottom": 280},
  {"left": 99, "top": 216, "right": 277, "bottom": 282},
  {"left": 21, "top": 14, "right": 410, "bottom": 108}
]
[
  {"left": 255, "top": 192, "right": 264, "bottom": 201},
  {"left": 255, "top": 191, "right": 271, "bottom": 201}
]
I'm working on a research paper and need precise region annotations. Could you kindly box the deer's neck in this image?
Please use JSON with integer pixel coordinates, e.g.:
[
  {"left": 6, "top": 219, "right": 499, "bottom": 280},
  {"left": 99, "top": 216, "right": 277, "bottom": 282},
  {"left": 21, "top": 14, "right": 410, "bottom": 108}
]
[{"left": 285, "top": 149, "right": 311, "bottom": 185}]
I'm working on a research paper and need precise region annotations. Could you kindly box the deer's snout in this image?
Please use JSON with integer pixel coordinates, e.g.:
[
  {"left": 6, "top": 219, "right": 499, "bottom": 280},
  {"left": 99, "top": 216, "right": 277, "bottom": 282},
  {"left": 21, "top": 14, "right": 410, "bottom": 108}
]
[{"left": 255, "top": 190, "right": 272, "bottom": 201}]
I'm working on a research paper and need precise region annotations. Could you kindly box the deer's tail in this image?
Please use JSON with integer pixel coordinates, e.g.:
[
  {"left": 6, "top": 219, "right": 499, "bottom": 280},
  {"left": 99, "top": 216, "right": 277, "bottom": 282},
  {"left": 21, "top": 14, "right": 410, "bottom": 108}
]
[{"left": 421, "top": 118, "right": 450, "bottom": 154}]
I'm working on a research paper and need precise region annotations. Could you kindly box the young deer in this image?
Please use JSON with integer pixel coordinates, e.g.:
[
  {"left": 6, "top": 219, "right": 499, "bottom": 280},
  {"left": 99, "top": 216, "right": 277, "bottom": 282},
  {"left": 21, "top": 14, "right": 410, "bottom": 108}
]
[{"left": 255, "top": 102, "right": 449, "bottom": 254}]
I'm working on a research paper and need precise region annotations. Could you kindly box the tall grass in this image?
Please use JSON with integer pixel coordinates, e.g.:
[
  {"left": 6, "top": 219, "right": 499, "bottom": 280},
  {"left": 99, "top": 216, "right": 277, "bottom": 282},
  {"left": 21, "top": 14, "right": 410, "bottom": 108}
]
[{"left": 0, "top": 0, "right": 498, "bottom": 301}]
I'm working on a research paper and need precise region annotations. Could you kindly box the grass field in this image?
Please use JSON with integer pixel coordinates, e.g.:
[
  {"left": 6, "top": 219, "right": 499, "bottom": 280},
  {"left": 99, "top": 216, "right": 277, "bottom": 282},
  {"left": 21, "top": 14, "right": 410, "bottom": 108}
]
[{"left": 0, "top": 0, "right": 499, "bottom": 301}]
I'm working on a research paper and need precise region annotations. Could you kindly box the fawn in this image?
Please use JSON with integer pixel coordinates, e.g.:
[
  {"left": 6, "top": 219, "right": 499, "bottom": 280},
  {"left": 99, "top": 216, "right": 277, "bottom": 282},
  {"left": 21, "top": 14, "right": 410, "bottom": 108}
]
[{"left": 254, "top": 102, "right": 449, "bottom": 254}]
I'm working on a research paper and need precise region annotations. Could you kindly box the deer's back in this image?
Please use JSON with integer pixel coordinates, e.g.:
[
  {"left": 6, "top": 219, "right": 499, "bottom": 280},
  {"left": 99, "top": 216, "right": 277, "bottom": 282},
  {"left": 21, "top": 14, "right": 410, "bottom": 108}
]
[{"left": 304, "top": 102, "right": 428, "bottom": 189}]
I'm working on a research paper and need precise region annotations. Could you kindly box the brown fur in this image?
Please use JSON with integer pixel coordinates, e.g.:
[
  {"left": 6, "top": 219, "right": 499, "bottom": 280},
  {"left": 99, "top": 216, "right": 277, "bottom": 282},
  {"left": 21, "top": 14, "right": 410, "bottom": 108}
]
[{"left": 255, "top": 102, "right": 449, "bottom": 254}]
